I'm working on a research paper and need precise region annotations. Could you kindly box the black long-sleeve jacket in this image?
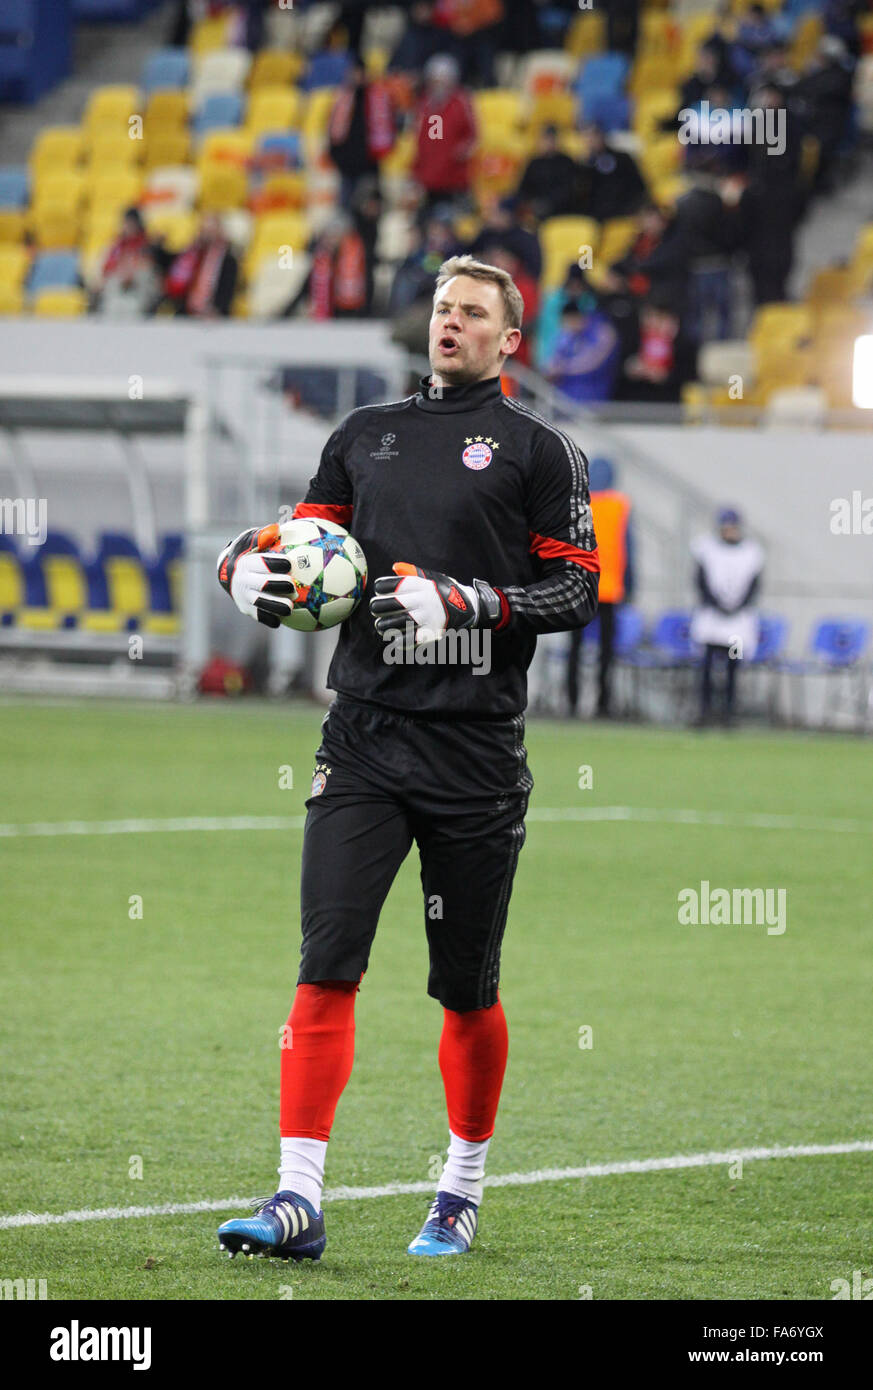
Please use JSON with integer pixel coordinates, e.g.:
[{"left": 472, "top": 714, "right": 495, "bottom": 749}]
[{"left": 293, "top": 372, "right": 599, "bottom": 716}]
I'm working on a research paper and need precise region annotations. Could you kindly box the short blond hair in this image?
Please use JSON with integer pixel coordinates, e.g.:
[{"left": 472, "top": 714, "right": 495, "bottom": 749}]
[{"left": 433, "top": 254, "right": 524, "bottom": 332}]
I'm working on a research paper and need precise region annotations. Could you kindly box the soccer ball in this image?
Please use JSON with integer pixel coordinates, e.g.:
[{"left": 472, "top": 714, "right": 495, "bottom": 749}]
[{"left": 267, "top": 518, "right": 367, "bottom": 632}]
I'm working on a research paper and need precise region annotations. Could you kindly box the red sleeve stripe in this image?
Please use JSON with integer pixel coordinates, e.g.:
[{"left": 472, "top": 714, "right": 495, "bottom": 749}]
[
  {"left": 493, "top": 587, "right": 511, "bottom": 631},
  {"left": 293, "top": 502, "right": 354, "bottom": 525},
  {"left": 529, "top": 531, "right": 600, "bottom": 574}
]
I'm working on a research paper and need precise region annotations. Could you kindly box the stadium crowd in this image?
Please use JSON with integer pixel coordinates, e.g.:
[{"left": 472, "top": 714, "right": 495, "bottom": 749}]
[{"left": 37, "top": 1, "right": 871, "bottom": 408}]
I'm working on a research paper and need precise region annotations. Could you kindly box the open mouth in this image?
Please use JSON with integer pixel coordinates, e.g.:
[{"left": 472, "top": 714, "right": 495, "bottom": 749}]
[{"left": 438, "top": 336, "right": 460, "bottom": 356}]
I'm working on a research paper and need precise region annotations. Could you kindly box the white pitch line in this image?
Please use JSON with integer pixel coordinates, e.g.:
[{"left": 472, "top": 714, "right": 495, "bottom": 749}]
[
  {"left": 2, "top": 1140, "right": 871, "bottom": 1231},
  {"left": 1, "top": 807, "right": 871, "bottom": 840}
]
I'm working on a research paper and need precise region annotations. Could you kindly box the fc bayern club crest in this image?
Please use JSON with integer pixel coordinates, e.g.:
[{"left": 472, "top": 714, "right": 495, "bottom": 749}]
[
  {"left": 310, "top": 770, "right": 327, "bottom": 796},
  {"left": 462, "top": 440, "right": 493, "bottom": 470}
]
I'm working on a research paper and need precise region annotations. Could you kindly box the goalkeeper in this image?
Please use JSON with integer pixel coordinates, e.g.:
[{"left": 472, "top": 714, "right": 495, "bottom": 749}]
[{"left": 216, "top": 255, "right": 599, "bottom": 1261}]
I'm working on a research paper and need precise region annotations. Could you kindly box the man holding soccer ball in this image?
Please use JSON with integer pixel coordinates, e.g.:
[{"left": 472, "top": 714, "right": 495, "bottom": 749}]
[{"left": 216, "top": 254, "right": 600, "bottom": 1261}]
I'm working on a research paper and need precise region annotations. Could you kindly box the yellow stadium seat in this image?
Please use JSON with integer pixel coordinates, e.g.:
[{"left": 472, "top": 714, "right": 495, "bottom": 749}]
[
  {"left": 249, "top": 50, "right": 304, "bottom": 89},
  {"left": 31, "top": 205, "right": 81, "bottom": 250},
  {"left": 251, "top": 171, "right": 306, "bottom": 212},
  {"left": 145, "top": 90, "right": 189, "bottom": 129},
  {"left": 633, "top": 90, "right": 680, "bottom": 139},
  {"left": 42, "top": 554, "right": 88, "bottom": 612},
  {"left": 853, "top": 224, "right": 873, "bottom": 261},
  {"left": 380, "top": 130, "right": 414, "bottom": 176},
  {"left": 31, "top": 170, "right": 87, "bottom": 216},
  {"left": 678, "top": 15, "right": 719, "bottom": 78},
  {"left": 0, "top": 282, "right": 25, "bottom": 314},
  {"left": 640, "top": 135, "right": 681, "bottom": 184},
  {"left": 103, "top": 555, "right": 150, "bottom": 617},
  {"left": 200, "top": 165, "right": 248, "bottom": 212},
  {"left": 84, "top": 85, "right": 140, "bottom": 138},
  {"left": 473, "top": 89, "right": 524, "bottom": 138},
  {"left": 87, "top": 169, "right": 143, "bottom": 217},
  {"left": 301, "top": 89, "right": 338, "bottom": 146},
  {"left": 651, "top": 174, "right": 690, "bottom": 208},
  {"left": 750, "top": 303, "right": 813, "bottom": 351},
  {"left": 32, "top": 287, "right": 89, "bottom": 317},
  {"left": 527, "top": 91, "right": 577, "bottom": 136},
  {"left": 85, "top": 131, "right": 144, "bottom": 168},
  {"left": 247, "top": 86, "right": 302, "bottom": 134},
  {"left": 540, "top": 215, "right": 601, "bottom": 290},
  {"left": 0, "top": 210, "right": 26, "bottom": 242},
  {"left": 144, "top": 128, "right": 191, "bottom": 169},
  {"left": 31, "top": 127, "right": 83, "bottom": 178},
  {"left": 190, "top": 13, "right": 232, "bottom": 55},
  {"left": 198, "top": 129, "right": 255, "bottom": 167},
  {"left": 0, "top": 244, "right": 30, "bottom": 287},
  {"left": 639, "top": 12, "right": 680, "bottom": 59},
  {"left": 807, "top": 266, "right": 853, "bottom": 310},
  {"left": 629, "top": 54, "right": 680, "bottom": 99},
  {"left": 144, "top": 210, "right": 198, "bottom": 252},
  {"left": 566, "top": 11, "right": 606, "bottom": 58},
  {"left": 789, "top": 15, "right": 823, "bottom": 72},
  {"left": 245, "top": 212, "right": 309, "bottom": 278},
  {"left": 0, "top": 548, "right": 24, "bottom": 608},
  {"left": 598, "top": 217, "right": 639, "bottom": 266}
]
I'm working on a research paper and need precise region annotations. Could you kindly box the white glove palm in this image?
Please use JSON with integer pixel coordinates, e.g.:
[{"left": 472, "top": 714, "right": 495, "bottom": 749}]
[{"left": 217, "top": 525, "right": 297, "bottom": 628}]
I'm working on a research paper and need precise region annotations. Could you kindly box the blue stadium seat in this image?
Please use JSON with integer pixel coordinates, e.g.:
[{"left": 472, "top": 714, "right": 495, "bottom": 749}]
[
  {"left": 584, "top": 92, "right": 630, "bottom": 133},
  {"left": 0, "top": 166, "right": 29, "bottom": 209},
  {"left": 158, "top": 533, "right": 184, "bottom": 563},
  {"left": 575, "top": 54, "right": 630, "bottom": 101},
  {"left": 751, "top": 614, "right": 789, "bottom": 665},
  {"left": 811, "top": 618, "right": 870, "bottom": 666},
  {"left": 141, "top": 47, "right": 189, "bottom": 93},
  {"left": 301, "top": 52, "right": 353, "bottom": 92},
  {"left": 28, "top": 251, "right": 80, "bottom": 293},
  {"left": 193, "top": 92, "right": 244, "bottom": 136},
  {"left": 257, "top": 132, "right": 303, "bottom": 171},
  {"left": 72, "top": 1, "right": 161, "bottom": 20}
]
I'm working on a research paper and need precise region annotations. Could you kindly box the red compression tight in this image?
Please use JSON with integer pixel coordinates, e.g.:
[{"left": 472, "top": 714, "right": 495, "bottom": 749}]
[
  {"left": 279, "top": 980, "right": 358, "bottom": 1142},
  {"left": 438, "top": 997, "right": 509, "bottom": 1142}
]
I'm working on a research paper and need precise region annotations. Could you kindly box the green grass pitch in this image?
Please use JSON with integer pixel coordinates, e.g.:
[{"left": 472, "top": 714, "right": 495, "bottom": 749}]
[{"left": 0, "top": 698, "right": 871, "bottom": 1300}]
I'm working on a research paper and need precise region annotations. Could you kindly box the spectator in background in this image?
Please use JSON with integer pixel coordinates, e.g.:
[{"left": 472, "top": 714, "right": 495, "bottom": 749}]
[
  {"left": 794, "top": 35, "right": 856, "bottom": 194},
  {"left": 389, "top": 210, "right": 463, "bottom": 354},
  {"left": 731, "top": 3, "right": 791, "bottom": 84},
  {"left": 432, "top": 0, "right": 505, "bottom": 88},
  {"left": 95, "top": 207, "right": 161, "bottom": 319},
  {"left": 673, "top": 172, "right": 741, "bottom": 342},
  {"left": 165, "top": 214, "right": 238, "bottom": 318},
  {"left": 517, "top": 124, "right": 581, "bottom": 220},
  {"left": 607, "top": 0, "right": 639, "bottom": 57},
  {"left": 739, "top": 85, "right": 804, "bottom": 305},
  {"left": 411, "top": 53, "right": 478, "bottom": 226},
  {"left": 389, "top": 3, "right": 452, "bottom": 76},
  {"left": 535, "top": 261, "right": 592, "bottom": 372},
  {"left": 577, "top": 123, "right": 647, "bottom": 222},
  {"left": 620, "top": 295, "right": 693, "bottom": 404},
  {"left": 567, "top": 455, "right": 634, "bottom": 719},
  {"left": 605, "top": 202, "right": 689, "bottom": 312},
  {"left": 691, "top": 507, "right": 764, "bottom": 728},
  {"left": 468, "top": 192, "right": 542, "bottom": 280},
  {"left": 486, "top": 245, "right": 539, "bottom": 370},
  {"left": 544, "top": 295, "right": 621, "bottom": 406},
  {"left": 282, "top": 210, "right": 370, "bottom": 320},
  {"left": 328, "top": 59, "right": 395, "bottom": 213}
]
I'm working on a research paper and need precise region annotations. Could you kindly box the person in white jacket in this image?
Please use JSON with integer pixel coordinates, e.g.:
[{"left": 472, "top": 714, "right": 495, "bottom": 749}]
[{"left": 690, "top": 507, "right": 764, "bottom": 726}]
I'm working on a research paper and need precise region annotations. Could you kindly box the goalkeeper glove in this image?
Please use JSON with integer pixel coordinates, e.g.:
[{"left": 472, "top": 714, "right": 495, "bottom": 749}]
[
  {"left": 369, "top": 561, "right": 503, "bottom": 645},
  {"left": 217, "top": 524, "right": 296, "bottom": 629}
]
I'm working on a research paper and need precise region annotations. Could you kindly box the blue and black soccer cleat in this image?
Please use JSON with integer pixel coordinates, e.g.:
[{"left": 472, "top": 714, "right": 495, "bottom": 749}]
[
  {"left": 218, "top": 1191, "right": 326, "bottom": 1262},
  {"left": 407, "top": 1191, "right": 479, "bottom": 1256}
]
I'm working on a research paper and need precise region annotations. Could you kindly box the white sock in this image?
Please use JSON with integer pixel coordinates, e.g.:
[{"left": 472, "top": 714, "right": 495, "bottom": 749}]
[
  {"left": 438, "top": 1130, "right": 490, "bottom": 1206},
  {"left": 278, "top": 1137, "right": 327, "bottom": 1211}
]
